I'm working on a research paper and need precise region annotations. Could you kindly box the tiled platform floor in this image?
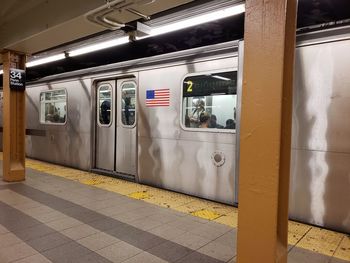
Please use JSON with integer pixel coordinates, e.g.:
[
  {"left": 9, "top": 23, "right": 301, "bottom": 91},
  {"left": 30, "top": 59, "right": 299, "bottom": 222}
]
[{"left": 0, "top": 160, "right": 349, "bottom": 263}]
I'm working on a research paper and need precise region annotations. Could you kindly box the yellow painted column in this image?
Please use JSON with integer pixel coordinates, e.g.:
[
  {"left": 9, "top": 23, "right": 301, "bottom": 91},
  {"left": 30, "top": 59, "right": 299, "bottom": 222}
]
[
  {"left": 236, "top": 1, "right": 297, "bottom": 263},
  {"left": 2, "top": 50, "right": 26, "bottom": 182}
]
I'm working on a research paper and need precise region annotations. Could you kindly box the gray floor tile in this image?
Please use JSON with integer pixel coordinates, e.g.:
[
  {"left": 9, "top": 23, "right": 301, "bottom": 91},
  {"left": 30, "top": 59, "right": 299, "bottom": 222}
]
[
  {"left": 213, "top": 229, "right": 237, "bottom": 248},
  {"left": 167, "top": 218, "right": 205, "bottom": 232},
  {"left": 123, "top": 252, "right": 168, "bottom": 263},
  {"left": 176, "top": 251, "right": 225, "bottom": 263},
  {"left": 171, "top": 231, "right": 211, "bottom": 250},
  {"left": 112, "top": 210, "right": 151, "bottom": 223},
  {"left": 147, "top": 240, "right": 193, "bottom": 262},
  {"left": 60, "top": 207, "right": 102, "bottom": 222},
  {"left": 13, "top": 201, "right": 43, "bottom": 211},
  {"left": 97, "top": 205, "right": 133, "bottom": 217},
  {"left": 226, "top": 256, "right": 236, "bottom": 263},
  {"left": 22, "top": 205, "right": 56, "bottom": 216},
  {"left": 42, "top": 242, "right": 101, "bottom": 263},
  {"left": 46, "top": 217, "right": 83, "bottom": 231},
  {"left": 146, "top": 212, "right": 182, "bottom": 224},
  {"left": 288, "top": 247, "right": 331, "bottom": 263},
  {"left": 12, "top": 253, "right": 52, "bottom": 263},
  {"left": 182, "top": 214, "right": 212, "bottom": 225},
  {"left": 89, "top": 217, "right": 123, "bottom": 231},
  {"left": 32, "top": 211, "right": 68, "bottom": 224},
  {"left": 129, "top": 217, "right": 164, "bottom": 231},
  {"left": 148, "top": 224, "right": 186, "bottom": 241},
  {"left": 28, "top": 232, "right": 72, "bottom": 252},
  {"left": 0, "top": 224, "right": 9, "bottom": 234},
  {"left": 197, "top": 241, "right": 236, "bottom": 262},
  {"left": 96, "top": 241, "right": 142, "bottom": 263},
  {"left": 60, "top": 223, "right": 99, "bottom": 240},
  {"left": 77, "top": 232, "right": 120, "bottom": 251},
  {"left": 0, "top": 242, "right": 37, "bottom": 263},
  {"left": 13, "top": 223, "right": 55, "bottom": 241},
  {"left": 83, "top": 200, "right": 119, "bottom": 211},
  {"left": 76, "top": 253, "right": 113, "bottom": 263},
  {"left": 0, "top": 232, "right": 23, "bottom": 248},
  {"left": 189, "top": 223, "right": 229, "bottom": 240},
  {"left": 121, "top": 230, "right": 165, "bottom": 250}
]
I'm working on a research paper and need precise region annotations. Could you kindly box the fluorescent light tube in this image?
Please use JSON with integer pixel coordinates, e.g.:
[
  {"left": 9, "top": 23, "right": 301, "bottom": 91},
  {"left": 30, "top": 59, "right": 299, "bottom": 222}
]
[
  {"left": 150, "top": 4, "right": 245, "bottom": 37},
  {"left": 26, "top": 53, "right": 66, "bottom": 68},
  {"left": 212, "top": 75, "right": 231, "bottom": 81},
  {"left": 69, "top": 36, "right": 129, "bottom": 57}
]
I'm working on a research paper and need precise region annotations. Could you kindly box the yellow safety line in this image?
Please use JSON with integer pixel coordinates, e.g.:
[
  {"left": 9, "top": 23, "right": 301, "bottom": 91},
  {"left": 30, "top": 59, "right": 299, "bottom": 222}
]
[{"left": 0, "top": 153, "right": 349, "bottom": 260}]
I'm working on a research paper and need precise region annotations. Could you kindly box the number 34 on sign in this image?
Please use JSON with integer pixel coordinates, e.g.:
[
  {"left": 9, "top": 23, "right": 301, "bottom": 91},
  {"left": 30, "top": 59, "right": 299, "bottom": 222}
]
[{"left": 9, "top": 68, "right": 26, "bottom": 91}]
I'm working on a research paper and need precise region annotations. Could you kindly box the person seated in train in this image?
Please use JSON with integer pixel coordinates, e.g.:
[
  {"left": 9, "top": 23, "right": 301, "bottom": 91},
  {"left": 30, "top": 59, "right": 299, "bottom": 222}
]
[
  {"left": 225, "top": 119, "right": 235, "bottom": 129},
  {"left": 199, "top": 112, "right": 210, "bottom": 128},
  {"left": 209, "top": 114, "right": 224, "bottom": 128}
]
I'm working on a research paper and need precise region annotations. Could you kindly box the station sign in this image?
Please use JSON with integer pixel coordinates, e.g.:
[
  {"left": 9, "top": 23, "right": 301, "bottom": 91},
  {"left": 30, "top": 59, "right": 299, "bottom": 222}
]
[{"left": 9, "top": 68, "right": 26, "bottom": 91}]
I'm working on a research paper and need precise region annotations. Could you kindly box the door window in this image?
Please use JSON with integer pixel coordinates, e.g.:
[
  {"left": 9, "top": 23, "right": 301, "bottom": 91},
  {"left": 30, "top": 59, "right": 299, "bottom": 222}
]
[
  {"left": 121, "top": 82, "right": 136, "bottom": 126},
  {"left": 98, "top": 85, "right": 112, "bottom": 126}
]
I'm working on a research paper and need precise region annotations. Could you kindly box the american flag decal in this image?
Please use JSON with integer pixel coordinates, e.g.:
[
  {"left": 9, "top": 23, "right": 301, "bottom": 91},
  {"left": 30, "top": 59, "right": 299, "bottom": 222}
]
[{"left": 146, "top": 89, "right": 170, "bottom": 107}]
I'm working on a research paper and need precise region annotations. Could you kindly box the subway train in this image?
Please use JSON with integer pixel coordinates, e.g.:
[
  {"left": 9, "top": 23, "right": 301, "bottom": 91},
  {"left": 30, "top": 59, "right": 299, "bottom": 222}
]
[{"left": 0, "top": 26, "right": 350, "bottom": 234}]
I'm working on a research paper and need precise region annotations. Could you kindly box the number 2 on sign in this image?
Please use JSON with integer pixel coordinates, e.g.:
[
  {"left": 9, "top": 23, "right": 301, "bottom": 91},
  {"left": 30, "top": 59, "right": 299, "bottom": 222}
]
[{"left": 187, "top": 81, "right": 193, "bottom": 92}]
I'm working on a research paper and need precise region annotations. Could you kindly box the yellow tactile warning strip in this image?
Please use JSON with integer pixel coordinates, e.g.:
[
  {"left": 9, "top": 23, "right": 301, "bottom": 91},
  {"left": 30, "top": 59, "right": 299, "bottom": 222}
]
[
  {"left": 0, "top": 153, "right": 349, "bottom": 261},
  {"left": 297, "top": 227, "right": 344, "bottom": 257},
  {"left": 335, "top": 235, "right": 350, "bottom": 261}
]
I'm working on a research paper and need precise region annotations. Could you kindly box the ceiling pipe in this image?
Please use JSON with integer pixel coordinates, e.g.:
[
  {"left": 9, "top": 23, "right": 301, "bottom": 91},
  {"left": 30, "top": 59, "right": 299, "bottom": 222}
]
[{"left": 86, "top": 0, "right": 153, "bottom": 30}]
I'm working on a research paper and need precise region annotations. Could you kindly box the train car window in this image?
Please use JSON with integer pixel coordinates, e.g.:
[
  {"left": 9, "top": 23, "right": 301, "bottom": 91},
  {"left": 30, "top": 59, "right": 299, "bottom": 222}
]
[
  {"left": 182, "top": 71, "right": 237, "bottom": 130},
  {"left": 98, "top": 85, "right": 112, "bottom": 126},
  {"left": 121, "top": 82, "right": 136, "bottom": 126},
  {"left": 40, "top": 89, "right": 67, "bottom": 125}
]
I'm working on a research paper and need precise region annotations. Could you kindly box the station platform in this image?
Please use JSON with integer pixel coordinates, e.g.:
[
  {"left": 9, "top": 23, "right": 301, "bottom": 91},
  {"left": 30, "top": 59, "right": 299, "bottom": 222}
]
[{"left": 0, "top": 155, "right": 349, "bottom": 263}]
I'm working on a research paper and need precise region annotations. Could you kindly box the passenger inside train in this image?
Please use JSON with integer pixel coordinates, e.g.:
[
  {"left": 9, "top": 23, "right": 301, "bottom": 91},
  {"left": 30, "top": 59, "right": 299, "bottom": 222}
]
[
  {"left": 209, "top": 114, "right": 224, "bottom": 128},
  {"left": 199, "top": 112, "right": 210, "bottom": 128}
]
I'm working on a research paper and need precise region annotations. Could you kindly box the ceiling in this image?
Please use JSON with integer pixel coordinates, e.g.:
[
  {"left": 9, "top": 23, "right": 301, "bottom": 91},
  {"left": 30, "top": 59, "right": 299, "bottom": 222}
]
[
  {"left": 1, "top": 0, "right": 350, "bottom": 70},
  {"left": 0, "top": 0, "right": 194, "bottom": 63}
]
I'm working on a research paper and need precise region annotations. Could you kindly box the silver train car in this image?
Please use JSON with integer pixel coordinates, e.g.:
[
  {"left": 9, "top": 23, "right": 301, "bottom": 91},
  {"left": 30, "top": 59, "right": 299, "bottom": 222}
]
[{"left": 0, "top": 26, "right": 350, "bottom": 234}]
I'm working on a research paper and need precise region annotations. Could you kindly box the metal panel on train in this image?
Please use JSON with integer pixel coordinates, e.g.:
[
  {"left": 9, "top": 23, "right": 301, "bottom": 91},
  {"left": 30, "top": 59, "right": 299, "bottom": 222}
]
[
  {"left": 289, "top": 39, "right": 350, "bottom": 233},
  {"left": 138, "top": 56, "right": 238, "bottom": 204},
  {"left": 25, "top": 79, "right": 93, "bottom": 170}
]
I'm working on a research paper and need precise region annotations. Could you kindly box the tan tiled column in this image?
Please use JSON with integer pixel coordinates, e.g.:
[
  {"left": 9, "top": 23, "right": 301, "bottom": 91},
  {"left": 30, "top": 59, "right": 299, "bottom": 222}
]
[
  {"left": 236, "top": 0, "right": 297, "bottom": 262},
  {"left": 2, "top": 50, "right": 26, "bottom": 182}
]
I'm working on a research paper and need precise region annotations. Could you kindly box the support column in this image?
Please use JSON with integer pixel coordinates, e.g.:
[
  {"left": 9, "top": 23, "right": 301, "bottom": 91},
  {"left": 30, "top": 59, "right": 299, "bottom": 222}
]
[
  {"left": 236, "top": 1, "right": 297, "bottom": 263},
  {"left": 2, "top": 50, "right": 26, "bottom": 182}
]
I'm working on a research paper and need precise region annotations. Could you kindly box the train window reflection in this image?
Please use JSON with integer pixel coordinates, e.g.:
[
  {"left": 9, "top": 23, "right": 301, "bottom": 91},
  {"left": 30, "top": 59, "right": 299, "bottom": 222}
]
[
  {"left": 121, "top": 82, "right": 136, "bottom": 126},
  {"left": 98, "top": 85, "right": 112, "bottom": 126},
  {"left": 40, "top": 89, "right": 67, "bottom": 125},
  {"left": 182, "top": 71, "right": 237, "bottom": 130}
]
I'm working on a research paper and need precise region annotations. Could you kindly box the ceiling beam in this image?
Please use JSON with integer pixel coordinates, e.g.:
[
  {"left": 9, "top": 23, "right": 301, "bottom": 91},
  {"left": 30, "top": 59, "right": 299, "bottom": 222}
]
[{"left": 0, "top": 0, "right": 107, "bottom": 51}]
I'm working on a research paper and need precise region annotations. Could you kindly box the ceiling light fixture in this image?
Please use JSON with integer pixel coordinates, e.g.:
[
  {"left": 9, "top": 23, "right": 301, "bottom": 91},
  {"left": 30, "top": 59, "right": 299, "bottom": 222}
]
[
  {"left": 69, "top": 36, "right": 129, "bottom": 57},
  {"left": 26, "top": 53, "right": 66, "bottom": 68},
  {"left": 148, "top": 3, "right": 245, "bottom": 37}
]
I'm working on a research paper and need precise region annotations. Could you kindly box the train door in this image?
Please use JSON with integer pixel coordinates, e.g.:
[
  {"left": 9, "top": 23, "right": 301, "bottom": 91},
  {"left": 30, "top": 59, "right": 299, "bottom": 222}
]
[
  {"left": 95, "top": 78, "right": 137, "bottom": 178},
  {"left": 115, "top": 79, "right": 137, "bottom": 176},
  {"left": 95, "top": 80, "right": 115, "bottom": 171}
]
